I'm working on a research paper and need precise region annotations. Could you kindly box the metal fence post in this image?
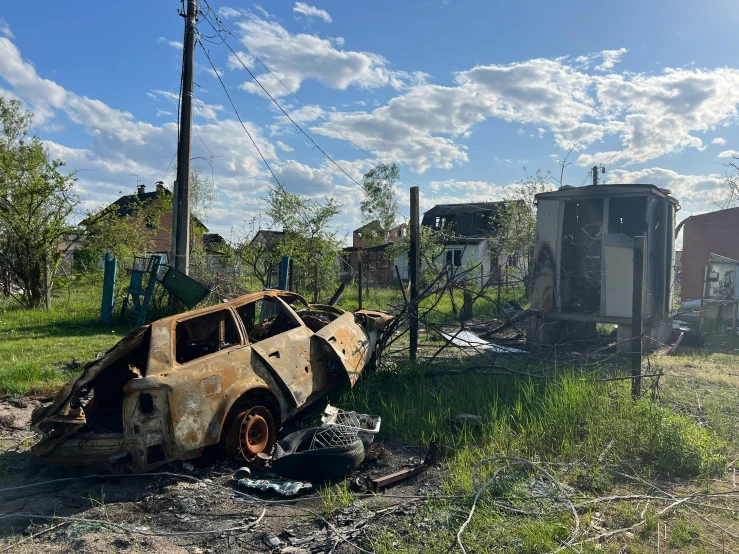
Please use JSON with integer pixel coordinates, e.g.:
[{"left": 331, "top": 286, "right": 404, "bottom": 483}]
[
  {"left": 409, "top": 186, "right": 420, "bottom": 361},
  {"left": 278, "top": 256, "right": 289, "bottom": 290},
  {"left": 45, "top": 253, "right": 51, "bottom": 310},
  {"left": 631, "top": 236, "right": 645, "bottom": 398},
  {"left": 101, "top": 252, "right": 117, "bottom": 325},
  {"left": 358, "top": 258, "right": 363, "bottom": 310}
]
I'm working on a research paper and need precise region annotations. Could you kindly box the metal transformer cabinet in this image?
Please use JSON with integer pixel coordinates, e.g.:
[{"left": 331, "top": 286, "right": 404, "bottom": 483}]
[{"left": 528, "top": 184, "right": 679, "bottom": 351}]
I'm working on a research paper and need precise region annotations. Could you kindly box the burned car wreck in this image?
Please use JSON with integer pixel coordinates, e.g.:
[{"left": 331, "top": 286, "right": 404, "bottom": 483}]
[{"left": 30, "top": 290, "right": 391, "bottom": 472}]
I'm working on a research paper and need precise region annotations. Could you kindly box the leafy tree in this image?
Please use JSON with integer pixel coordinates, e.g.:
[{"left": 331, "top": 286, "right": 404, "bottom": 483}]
[
  {"left": 385, "top": 225, "right": 450, "bottom": 286},
  {"left": 82, "top": 192, "right": 169, "bottom": 263},
  {"left": 0, "top": 96, "right": 79, "bottom": 307},
  {"left": 360, "top": 163, "right": 399, "bottom": 245},
  {"left": 264, "top": 185, "right": 342, "bottom": 299},
  {"left": 489, "top": 169, "right": 551, "bottom": 292},
  {"left": 716, "top": 154, "right": 739, "bottom": 209},
  {"left": 232, "top": 215, "right": 283, "bottom": 289}
]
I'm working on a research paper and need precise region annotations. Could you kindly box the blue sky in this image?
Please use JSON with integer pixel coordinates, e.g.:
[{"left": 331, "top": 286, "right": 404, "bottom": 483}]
[{"left": 1, "top": 0, "right": 738, "bottom": 242}]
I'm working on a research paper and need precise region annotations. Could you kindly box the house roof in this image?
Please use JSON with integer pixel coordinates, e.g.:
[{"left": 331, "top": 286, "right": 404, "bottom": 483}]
[
  {"left": 422, "top": 201, "right": 506, "bottom": 237},
  {"left": 536, "top": 183, "right": 677, "bottom": 203},
  {"left": 79, "top": 187, "right": 209, "bottom": 231},
  {"left": 353, "top": 220, "right": 383, "bottom": 234},
  {"left": 251, "top": 230, "right": 285, "bottom": 244}
]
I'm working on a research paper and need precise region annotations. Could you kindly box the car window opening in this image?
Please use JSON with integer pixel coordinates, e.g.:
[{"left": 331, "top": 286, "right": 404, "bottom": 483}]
[
  {"left": 236, "top": 298, "right": 300, "bottom": 343},
  {"left": 175, "top": 309, "right": 242, "bottom": 364}
]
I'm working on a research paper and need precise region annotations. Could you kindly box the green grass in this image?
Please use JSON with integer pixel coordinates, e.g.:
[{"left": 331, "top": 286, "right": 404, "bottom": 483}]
[
  {"left": 337, "top": 361, "right": 728, "bottom": 553},
  {"left": 0, "top": 296, "right": 128, "bottom": 395},
  {"left": 318, "top": 480, "right": 356, "bottom": 515},
  {"left": 338, "top": 283, "right": 527, "bottom": 324}
]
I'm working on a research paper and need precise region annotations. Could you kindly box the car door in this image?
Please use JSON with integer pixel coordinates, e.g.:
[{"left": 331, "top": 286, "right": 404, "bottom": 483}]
[
  {"left": 165, "top": 306, "right": 248, "bottom": 452},
  {"left": 236, "top": 296, "right": 330, "bottom": 409}
]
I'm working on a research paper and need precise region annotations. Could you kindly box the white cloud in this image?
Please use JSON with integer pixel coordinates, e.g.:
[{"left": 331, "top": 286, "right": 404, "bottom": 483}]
[
  {"left": 718, "top": 150, "right": 739, "bottom": 158},
  {"left": 273, "top": 159, "right": 335, "bottom": 194},
  {"left": 575, "top": 48, "right": 628, "bottom": 71},
  {"left": 276, "top": 140, "right": 294, "bottom": 152},
  {"left": 148, "top": 89, "right": 224, "bottom": 121},
  {"left": 607, "top": 167, "right": 724, "bottom": 208},
  {"left": 712, "top": 137, "right": 727, "bottom": 145},
  {"left": 0, "top": 37, "right": 284, "bottom": 235},
  {"left": 218, "top": 6, "right": 243, "bottom": 19},
  {"left": 595, "top": 48, "right": 628, "bottom": 71},
  {"left": 156, "top": 37, "right": 183, "bottom": 49},
  {"left": 230, "top": 15, "right": 411, "bottom": 96},
  {"left": 156, "top": 109, "right": 173, "bottom": 117},
  {"left": 293, "top": 2, "right": 332, "bottom": 23},
  {"left": 0, "top": 19, "right": 13, "bottom": 39}
]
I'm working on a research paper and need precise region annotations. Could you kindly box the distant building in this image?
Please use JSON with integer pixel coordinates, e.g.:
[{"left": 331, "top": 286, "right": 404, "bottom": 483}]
[
  {"left": 421, "top": 202, "right": 508, "bottom": 285},
  {"left": 80, "top": 182, "right": 208, "bottom": 264},
  {"left": 681, "top": 207, "right": 739, "bottom": 301},
  {"left": 341, "top": 221, "right": 408, "bottom": 282}
]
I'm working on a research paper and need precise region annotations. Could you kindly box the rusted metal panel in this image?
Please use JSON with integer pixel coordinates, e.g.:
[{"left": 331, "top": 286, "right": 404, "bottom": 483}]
[
  {"left": 251, "top": 326, "right": 324, "bottom": 408},
  {"left": 314, "top": 312, "right": 372, "bottom": 386}
]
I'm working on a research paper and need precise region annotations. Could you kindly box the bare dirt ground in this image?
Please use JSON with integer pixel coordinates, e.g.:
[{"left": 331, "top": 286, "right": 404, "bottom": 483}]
[{"left": 0, "top": 397, "right": 441, "bottom": 554}]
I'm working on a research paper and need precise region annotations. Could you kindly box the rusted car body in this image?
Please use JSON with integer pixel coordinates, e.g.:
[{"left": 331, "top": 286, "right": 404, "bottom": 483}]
[{"left": 30, "top": 291, "right": 391, "bottom": 472}]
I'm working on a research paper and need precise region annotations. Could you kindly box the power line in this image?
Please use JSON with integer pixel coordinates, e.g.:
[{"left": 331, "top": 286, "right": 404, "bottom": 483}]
[
  {"left": 195, "top": 8, "right": 410, "bottom": 221},
  {"left": 196, "top": 34, "right": 281, "bottom": 187},
  {"left": 197, "top": 2, "right": 422, "bottom": 191}
]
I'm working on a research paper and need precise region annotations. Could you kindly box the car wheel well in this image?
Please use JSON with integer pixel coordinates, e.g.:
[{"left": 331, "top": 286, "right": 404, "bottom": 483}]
[{"left": 219, "top": 388, "right": 281, "bottom": 443}]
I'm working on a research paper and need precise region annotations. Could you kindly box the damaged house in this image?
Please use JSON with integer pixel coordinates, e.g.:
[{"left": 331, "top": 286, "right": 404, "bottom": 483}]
[
  {"left": 528, "top": 184, "right": 678, "bottom": 351},
  {"left": 421, "top": 202, "right": 513, "bottom": 286},
  {"left": 341, "top": 221, "right": 408, "bottom": 281},
  {"left": 680, "top": 206, "right": 739, "bottom": 302}
]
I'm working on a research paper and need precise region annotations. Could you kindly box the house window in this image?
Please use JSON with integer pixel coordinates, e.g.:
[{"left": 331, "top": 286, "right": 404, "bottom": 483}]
[
  {"left": 356, "top": 232, "right": 363, "bottom": 238},
  {"left": 446, "top": 249, "right": 462, "bottom": 267},
  {"left": 175, "top": 309, "right": 241, "bottom": 364},
  {"left": 435, "top": 216, "right": 446, "bottom": 229},
  {"left": 507, "top": 256, "right": 517, "bottom": 267}
]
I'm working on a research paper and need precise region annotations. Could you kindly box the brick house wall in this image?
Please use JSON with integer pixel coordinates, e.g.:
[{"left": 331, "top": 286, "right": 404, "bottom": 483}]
[{"left": 681, "top": 207, "right": 739, "bottom": 301}]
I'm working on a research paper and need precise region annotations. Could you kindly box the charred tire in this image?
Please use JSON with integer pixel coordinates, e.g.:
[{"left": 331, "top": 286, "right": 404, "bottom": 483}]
[
  {"left": 221, "top": 402, "right": 276, "bottom": 466},
  {"left": 272, "top": 427, "right": 365, "bottom": 482}
]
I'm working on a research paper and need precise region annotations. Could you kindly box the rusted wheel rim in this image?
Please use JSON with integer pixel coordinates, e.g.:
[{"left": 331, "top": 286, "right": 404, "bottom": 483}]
[{"left": 229, "top": 406, "right": 275, "bottom": 463}]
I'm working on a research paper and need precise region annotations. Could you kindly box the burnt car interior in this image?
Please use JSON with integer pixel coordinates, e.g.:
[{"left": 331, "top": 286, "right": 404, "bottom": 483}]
[
  {"left": 79, "top": 328, "right": 152, "bottom": 434},
  {"left": 175, "top": 309, "right": 241, "bottom": 364},
  {"left": 236, "top": 298, "right": 300, "bottom": 342}
]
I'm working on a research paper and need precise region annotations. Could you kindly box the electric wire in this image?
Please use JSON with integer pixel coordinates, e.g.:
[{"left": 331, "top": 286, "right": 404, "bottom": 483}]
[
  {"left": 195, "top": 34, "right": 281, "bottom": 186},
  {"left": 196, "top": 3, "right": 413, "bottom": 221},
  {"left": 199, "top": 2, "right": 422, "bottom": 189}
]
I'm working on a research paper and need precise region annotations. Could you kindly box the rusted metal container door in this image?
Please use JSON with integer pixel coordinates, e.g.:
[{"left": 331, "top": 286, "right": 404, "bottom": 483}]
[
  {"left": 313, "top": 312, "right": 372, "bottom": 386},
  {"left": 251, "top": 326, "right": 330, "bottom": 408}
]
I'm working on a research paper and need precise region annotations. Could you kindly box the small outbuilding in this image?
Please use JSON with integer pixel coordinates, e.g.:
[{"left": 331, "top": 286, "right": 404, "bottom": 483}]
[{"left": 528, "top": 184, "right": 679, "bottom": 351}]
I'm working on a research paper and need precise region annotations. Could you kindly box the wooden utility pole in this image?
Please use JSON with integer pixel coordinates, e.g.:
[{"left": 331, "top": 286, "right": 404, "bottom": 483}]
[
  {"left": 173, "top": 0, "right": 197, "bottom": 274},
  {"left": 409, "top": 186, "right": 420, "bottom": 360},
  {"left": 631, "top": 236, "right": 645, "bottom": 398}
]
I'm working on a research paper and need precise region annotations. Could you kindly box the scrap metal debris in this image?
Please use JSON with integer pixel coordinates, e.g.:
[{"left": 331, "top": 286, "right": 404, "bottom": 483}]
[
  {"left": 29, "top": 290, "right": 392, "bottom": 473},
  {"left": 371, "top": 442, "right": 440, "bottom": 490},
  {"left": 237, "top": 478, "right": 312, "bottom": 497},
  {"left": 320, "top": 404, "right": 381, "bottom": 446},
  {"left": 439, "top": 330, "right": 525, "bottom": 353}
]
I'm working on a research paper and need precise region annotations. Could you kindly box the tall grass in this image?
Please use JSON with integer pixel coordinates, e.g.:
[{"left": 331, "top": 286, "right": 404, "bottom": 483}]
[
  {"left": 343, "top": 362, "right": 727, "bottom": 553},
  {"left": 339, "top": 362, "right": 727, "bottom": 482},
  {"left": 338, "top": 283, "right": 527, "bottom": 324}
]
